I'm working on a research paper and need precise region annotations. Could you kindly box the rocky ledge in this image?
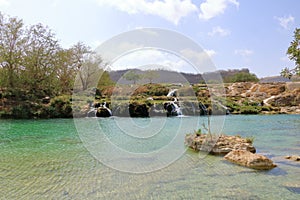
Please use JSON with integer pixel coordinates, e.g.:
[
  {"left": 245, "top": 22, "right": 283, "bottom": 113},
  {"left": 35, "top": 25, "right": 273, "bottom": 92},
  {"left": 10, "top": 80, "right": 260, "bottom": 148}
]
[
  {"left": 185, "top": 133, "right": 277, "bottom": 170},
  {"left": 224, "top": 150, "right": 277, "bottom": 170}
]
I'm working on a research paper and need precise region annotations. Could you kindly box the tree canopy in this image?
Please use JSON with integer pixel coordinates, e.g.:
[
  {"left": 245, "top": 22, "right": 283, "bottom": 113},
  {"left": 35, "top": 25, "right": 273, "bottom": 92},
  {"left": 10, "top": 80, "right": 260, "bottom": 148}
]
[
  {"left": 123, "top": 70, "right": 142, "bottom": 84},
  {"left": 143, "top": 70, "right": 160, "bottom": 84},
  {"left": 281, "top": 28, "right": 300, "bottom": 78},
  {"left": 0, "top": 12, "right": 113, "bottom": 98}
]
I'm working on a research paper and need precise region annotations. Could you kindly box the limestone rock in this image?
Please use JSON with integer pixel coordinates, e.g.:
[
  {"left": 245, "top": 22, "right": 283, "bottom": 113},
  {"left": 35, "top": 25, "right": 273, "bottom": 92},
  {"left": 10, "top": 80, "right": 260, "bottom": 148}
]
[
  {"left": 224, "top": 150, "right": 277, "bottom": 170},
  {"left": 285, "top": 155, "right": 300, "bottom": 161},
  {"left": 185, "top": 134, "right": 256, "bottom": 155}
]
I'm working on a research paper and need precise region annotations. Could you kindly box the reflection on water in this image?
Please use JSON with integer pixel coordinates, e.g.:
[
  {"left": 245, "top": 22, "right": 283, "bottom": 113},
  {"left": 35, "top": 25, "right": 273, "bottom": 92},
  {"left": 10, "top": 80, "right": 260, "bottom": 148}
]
[{"left": 0, "top": 115, "right": 299, "bottom": 199}]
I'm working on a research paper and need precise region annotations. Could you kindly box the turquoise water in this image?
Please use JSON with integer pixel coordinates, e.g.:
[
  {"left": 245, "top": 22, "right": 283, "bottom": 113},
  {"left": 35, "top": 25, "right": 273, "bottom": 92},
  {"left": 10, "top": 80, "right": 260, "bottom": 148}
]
[{"left": 0, "top": 115, "right": 299, "bottom": 199}]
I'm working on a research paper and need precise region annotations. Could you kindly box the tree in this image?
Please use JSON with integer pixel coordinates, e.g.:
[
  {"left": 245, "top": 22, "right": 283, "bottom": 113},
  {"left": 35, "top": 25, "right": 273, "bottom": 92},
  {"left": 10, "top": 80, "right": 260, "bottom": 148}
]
[
  {"left": 123, "top": 70, "right": 142, "bottom": 84},
  {"left": 225, "top": 72, "right": 259, "bottom": 83},
  {"left": 55, "top": 48, "right": 77, "bottom": 94},
  {"left": 282, "top": 28, "right": 300, "bottom": 78},
  {"left": 143, "top": 70, "right": 159, "bottom": 83},
  {"left": 22, "top": 23, "right": 61, "bottom": 96},
  {"left": 0, "top": 13, "right": 26, "bottom": 88}
]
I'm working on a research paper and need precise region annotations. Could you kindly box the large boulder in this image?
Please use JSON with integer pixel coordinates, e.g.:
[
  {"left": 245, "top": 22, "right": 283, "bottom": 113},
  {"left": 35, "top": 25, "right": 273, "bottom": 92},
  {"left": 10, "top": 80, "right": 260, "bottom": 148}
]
[{"left": 224, "top": 150, "right": 277, "bottom": 170}]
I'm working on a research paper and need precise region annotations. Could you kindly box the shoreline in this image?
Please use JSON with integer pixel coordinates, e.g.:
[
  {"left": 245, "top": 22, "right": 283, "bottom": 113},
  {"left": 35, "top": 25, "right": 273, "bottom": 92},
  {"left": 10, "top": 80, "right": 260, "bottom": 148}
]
[{"left": 1, "top": 82, "right": 299, "bottom": 119}]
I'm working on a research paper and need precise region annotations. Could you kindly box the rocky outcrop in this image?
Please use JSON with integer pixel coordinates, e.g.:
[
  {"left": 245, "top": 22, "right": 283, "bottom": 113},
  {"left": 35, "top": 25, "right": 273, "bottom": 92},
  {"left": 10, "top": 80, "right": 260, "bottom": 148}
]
[
  {"left": 223, "top": 82, "right": 300, "bottom": 114},
  {"left": 185, "top": 134, "right": 256, "bottom": 155},
  {"left": 224, "top": 150, "right": 277, "bottom": 170}
]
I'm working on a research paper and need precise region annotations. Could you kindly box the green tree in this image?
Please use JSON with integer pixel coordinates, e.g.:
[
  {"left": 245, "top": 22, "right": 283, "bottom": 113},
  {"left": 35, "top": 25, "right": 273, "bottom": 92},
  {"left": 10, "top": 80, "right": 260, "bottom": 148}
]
[
  {"left": 0, "top": 13, "right": 26, "bottom": 88},
  {"left": 22, "top": 23, "right": 61, "bottom": 96},
  {"left": 282, "top": 28, "right": 300, "bottom": 78},
  {"left": 227, "top": 72, "right": 259, "bottom": 83},
  {"left": 123, "top": 70, "right": 142, "bottom": 84},
  {"left": 143, "top": 70, "right": 159, "bottom": 83},
  {"left": 55, "top": 48, "right": 77, "bottom": 94},
  {"left": 97, "top": 70, "right": 114, "bottom": 88}
]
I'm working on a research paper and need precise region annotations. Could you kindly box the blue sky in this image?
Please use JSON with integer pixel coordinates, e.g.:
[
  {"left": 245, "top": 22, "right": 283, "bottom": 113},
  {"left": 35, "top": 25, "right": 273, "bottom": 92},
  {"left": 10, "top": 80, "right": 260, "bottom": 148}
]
[{"left": 0, "top": 0, "right": 299, "bottom": 77}]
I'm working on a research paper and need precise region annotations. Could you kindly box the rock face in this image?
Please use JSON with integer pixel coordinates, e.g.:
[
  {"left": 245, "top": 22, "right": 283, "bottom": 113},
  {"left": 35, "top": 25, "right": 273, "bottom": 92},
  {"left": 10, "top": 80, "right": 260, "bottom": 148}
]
[
  {"left": 224, "top": 150, "right": 277, "bottom": 170},
  {"left": 185, "top": 134, "right": 256, "bottom": 155},
  {"left": 224, "top": 82, "right": 300, "bottom": 114}
]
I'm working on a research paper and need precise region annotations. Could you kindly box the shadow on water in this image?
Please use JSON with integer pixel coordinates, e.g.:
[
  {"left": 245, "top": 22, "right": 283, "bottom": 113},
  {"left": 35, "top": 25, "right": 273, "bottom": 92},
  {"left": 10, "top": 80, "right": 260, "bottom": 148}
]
[
  {"left": 285, "top": 186, "right": 300, "bottom": 194},
  {"left": 262, "top": 166, "right": 288, "bottom": 176}
]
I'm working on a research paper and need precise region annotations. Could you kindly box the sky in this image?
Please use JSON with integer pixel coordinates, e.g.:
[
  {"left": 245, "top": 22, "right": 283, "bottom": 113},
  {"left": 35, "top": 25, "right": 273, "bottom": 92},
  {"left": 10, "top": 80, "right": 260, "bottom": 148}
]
[{"left": 0, "top": 0, "right": 299, "bottom": 77}]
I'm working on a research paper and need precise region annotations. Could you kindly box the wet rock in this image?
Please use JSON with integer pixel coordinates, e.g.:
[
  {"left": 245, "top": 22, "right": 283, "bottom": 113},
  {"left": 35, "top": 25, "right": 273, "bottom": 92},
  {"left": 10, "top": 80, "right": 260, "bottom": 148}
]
[
  {"left": 185, "top": 134, "right": 256, "bottom": 155},
  {"left": 164, "top": 102, "right": 182, "bottom": 117},
  {"left": 96, "top": 107, "right": 112, "bottom": 117},
  {"left": 42, "top": 96, "right": 50, "bottom": 104},
  {"left": 129, "top": 103, "right": 150, "bottom": 117},
  {"left": 285, "top": 155, "right": 300, "bottom": 161},
  {"left": 224, "top": 150, "right": 277, "bottom": 170}
]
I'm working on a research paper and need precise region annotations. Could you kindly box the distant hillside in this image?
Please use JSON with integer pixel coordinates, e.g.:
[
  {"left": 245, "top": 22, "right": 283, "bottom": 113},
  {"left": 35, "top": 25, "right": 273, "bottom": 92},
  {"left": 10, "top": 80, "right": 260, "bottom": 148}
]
[
  {"left": 109, "top": 68, "right": 255, "bottom": 84},
  {"left": 260, "top": 76, "right": 291, "bottom": 83}
]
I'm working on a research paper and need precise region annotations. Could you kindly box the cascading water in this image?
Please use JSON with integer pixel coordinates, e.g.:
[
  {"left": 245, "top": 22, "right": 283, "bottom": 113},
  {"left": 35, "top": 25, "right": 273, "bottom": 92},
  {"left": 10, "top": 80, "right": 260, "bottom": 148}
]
[
  {"left": 87, "top": 102, "right": 112, "bottom": 117},
  {"left": 167, "top": 89, "right": 178, "bottom": 97},
  {"left": 165, "top": 89, "right": 182, "bottom": 116}
]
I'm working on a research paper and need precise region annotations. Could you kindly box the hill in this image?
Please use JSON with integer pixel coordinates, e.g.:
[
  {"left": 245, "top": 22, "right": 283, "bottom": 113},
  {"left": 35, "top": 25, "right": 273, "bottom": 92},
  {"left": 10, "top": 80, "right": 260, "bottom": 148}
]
[{"left": 109, "top": 68, "right": 256, "bottom": 84}]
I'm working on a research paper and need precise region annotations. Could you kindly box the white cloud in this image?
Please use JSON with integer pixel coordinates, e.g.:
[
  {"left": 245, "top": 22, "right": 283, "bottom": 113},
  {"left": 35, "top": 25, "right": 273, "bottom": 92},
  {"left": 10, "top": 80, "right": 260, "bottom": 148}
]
[
  {"left": 275, "top": 15, "right": 295, "bottom": 30},
  {"left": 180, "top": 48, "right": 216, "bottom": 72},
  {"left": 96, "top": 0, "right": 197, "bottom": 25},
  {"left": 234, "top": 49, "right": 253, "bottom": 57},
  {"left": 199, "top": 0, "right": 239, "bottom": 20},
  {"left": 204, "top": 49, "right": 217, "bottom": 57},
  {"left": 208, "top": 26, "right": 230, "bottom": 37},
  {"left": 111, "top": 49, "right": 206, "bottom": 73},
  {"left": 0, "top": 0, "right": 10, "bottom": 7}
]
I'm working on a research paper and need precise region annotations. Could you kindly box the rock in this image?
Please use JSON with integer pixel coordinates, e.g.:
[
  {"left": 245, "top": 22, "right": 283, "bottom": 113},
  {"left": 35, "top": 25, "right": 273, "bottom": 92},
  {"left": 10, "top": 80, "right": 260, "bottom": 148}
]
[
  {"left": 42, "top": 96, "right": 50, "bottom": 104},
  {"left": 224, "top": 150, "right": 277, "bottom": 170},
  {"left": 96, "top": 107, "right": 112, "bottom": 117},
  {"left": 129, "top": 103, "right": 150, "bottom": 117},
  {"left": 285, "top": 155, "right": 300, "bottom": 161},
  {"left": 164, "top": 101, "right": 182, "bottom": 117},
  {"left": 185, "top": 134, "right": 256, "bottom": 155}
]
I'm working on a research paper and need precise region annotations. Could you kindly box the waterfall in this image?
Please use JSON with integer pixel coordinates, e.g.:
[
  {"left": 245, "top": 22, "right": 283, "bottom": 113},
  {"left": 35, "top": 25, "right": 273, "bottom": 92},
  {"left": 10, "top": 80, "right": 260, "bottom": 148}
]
[
  {"left": 167, "top": 89, "right": 178, "bottom": 97},
  {"left": 87, "top": 102, "right": 112, "bottom": 117},
  {"left": 102, "top": 102, "right": 112, "bottom": 116},
  {"left": 199, "top": 102, "right": 208, "bottom": 115},
  {"left": 87, "top": 108, "right": 97, "bottom": 117}
]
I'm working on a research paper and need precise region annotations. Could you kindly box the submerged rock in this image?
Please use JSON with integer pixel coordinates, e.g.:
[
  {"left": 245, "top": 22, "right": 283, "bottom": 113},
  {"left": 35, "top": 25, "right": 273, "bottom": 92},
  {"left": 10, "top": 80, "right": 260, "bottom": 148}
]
[
  {"left": 285, "top": 155, "right": 300, "bottom": 161},
  {"left": 185, "top": 134, "right": 256, "bottom": 155},
  {"left": 224, "top": 150, "right": 277, "bottom": 170}
]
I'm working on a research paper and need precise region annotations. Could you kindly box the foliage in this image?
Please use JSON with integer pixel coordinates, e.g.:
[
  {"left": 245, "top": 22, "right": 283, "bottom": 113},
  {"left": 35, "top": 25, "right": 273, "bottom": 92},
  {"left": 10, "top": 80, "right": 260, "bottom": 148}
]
[
  {"left": 123, "top": 70, "right": 142, "bottom": 84},
  {"left": 143, "top": 70, "right": 160, "bottom": 83},
  {"left": 281, "top": 28, "right": 300, "bottom": 78},
  {"left": 224, "top": 72, "right": 259, "bottom": 83},
  {"left": 245, "top": 136, "right": 255, "bottom": 144},
  {"left": 0, "top": 13, "right": 114, "bottom": 96},
  {"left": 194, "top": 129, "right": 202, "bottom": 136}
]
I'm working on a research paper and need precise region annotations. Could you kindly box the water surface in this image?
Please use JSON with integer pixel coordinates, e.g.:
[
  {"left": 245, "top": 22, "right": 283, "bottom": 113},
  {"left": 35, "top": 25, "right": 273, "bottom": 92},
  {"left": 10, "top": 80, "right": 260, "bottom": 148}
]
[{"left": 0, "top": 115, "right": 299, "bottom": 199}]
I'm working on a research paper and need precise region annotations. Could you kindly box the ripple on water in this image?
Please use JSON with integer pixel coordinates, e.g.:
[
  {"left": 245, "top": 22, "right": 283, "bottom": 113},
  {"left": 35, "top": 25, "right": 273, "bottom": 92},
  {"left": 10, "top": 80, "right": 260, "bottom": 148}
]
[{"left": 0, "top": 116, "right": 300, "bottom": 199}]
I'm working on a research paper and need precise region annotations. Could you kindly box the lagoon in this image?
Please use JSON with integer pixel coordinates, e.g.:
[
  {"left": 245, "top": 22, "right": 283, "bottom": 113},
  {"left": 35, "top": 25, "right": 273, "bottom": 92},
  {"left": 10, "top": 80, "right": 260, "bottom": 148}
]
[{"left": 0, "top": 115, "right": 299, "bottom": 199}]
